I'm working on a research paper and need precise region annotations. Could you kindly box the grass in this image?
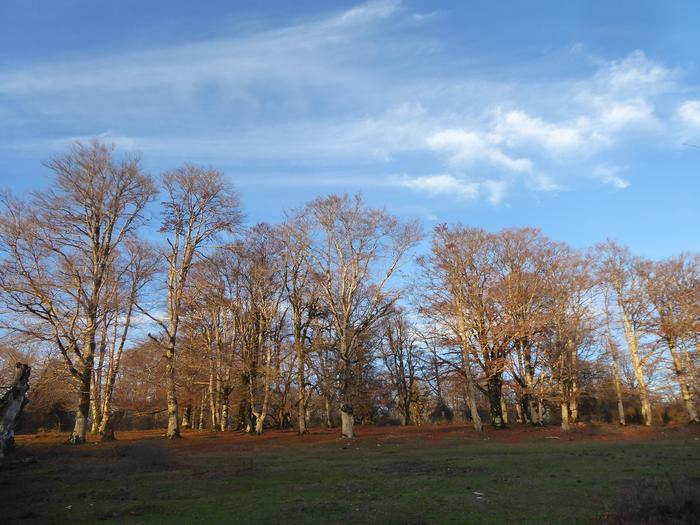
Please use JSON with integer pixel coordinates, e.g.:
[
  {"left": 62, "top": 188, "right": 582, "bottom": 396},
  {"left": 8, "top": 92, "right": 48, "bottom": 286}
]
[{"left": 2, "top": 425, "right": 699, "bottom": 524}]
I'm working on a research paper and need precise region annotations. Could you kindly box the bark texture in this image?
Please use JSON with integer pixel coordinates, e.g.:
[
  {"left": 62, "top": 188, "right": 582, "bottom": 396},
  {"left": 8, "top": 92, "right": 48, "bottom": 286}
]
[{"left": 0, "top": 363, "right": 31, "bottom": 459}]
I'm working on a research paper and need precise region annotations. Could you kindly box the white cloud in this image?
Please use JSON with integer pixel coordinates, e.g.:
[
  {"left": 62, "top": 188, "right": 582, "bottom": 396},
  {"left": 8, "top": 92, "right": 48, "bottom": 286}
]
[
  {"left": 678, "top": 100, "right": 700, "bottom": 128},
  {"left": 594, "top": 97, "right": 656, "bottom": 130},
  {"left": 593, "top": 165, "right": 630, "bottom": 190},
  {"left": 333, "top": 0, "right": 402, "bottom": 27},
  {"left": 592, "top": 50, "right": 674, "bottom": 95},
  {"left": 482, "top": 179, "right": 508, "bottom": 204},
  {"left": 397, "top": 174, "right": 509, "bottom": 205},
  {"left": 493, "top": 109, "right": 586, "bottom": 153},
  {"left": 1, "top": 1, "right": 692, "bottom": 207},
  {"left": 0, "top": 1, "right": 404, "bottom": 95},
  {"left": 398, "top": 174, "right": 479, "bottom": 199},
  {"left": 426, "top": 129, "right": 532, "bottom": 173}
]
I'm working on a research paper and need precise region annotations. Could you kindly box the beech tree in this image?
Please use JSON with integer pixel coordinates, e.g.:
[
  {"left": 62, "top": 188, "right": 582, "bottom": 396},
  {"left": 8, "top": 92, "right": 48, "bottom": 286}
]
[
  {"left": 378, "top": 309, "right": 423, "bottom": 425},
  {"left": 279, "top": 214, "right": 321, "bottom": 435},
  {"left": 303, "top": 194, "right": 422, "bottom": 438},
  {"left": 596, "top": 241, "right": 654, "bottom": 426},
  {"left": 145, "top": 165, "right": 242, "bottom": 439},
  {"left": 0, "top": 141, "right": 155, "bottom": 443},
  {"left": 641, "top": 254, "right": 699, "bottom": 423}
]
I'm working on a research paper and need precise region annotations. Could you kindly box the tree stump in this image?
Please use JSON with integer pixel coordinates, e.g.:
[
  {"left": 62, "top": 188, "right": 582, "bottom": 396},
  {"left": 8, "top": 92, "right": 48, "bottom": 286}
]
[{"left": 0, "top": 363, "right": 31, "bottom": 460}]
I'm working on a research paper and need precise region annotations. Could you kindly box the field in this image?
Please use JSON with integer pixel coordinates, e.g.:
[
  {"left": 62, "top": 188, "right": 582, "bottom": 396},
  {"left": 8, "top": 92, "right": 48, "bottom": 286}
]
[{"left": 2, "top": 424, "right": 699, "bottom": 524}]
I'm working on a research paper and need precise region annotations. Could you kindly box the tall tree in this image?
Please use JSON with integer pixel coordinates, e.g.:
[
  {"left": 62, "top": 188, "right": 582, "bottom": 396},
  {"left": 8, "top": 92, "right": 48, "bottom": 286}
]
[
  {"left": 641, "top": 254, "right": 699, "bottom": 423},
  {"left": 0, "top": 141, "right": 155, "bottom": 443},
  {"left": 303, "top": 194, "right": 421, "bottom": 438},
  {"left": 597, "top": 241, "right": 654, "bottom": 426},
  {"left": 279, "top": 215, "right": 321, "bottom": 435},
  {"left": 146, "top": 165, "right": 242, "bottom": 439},
  {"left": 378, "top": 309, "right": 422, "bottom": 426}
]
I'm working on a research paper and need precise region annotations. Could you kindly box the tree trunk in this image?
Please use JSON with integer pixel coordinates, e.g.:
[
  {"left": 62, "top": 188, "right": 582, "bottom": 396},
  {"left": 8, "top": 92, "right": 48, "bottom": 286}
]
[
  {"left": 341, "top": 404, "right": 354, "bottom": 438},
  {"left": 668, "top": 339, "right": 699, "bottom": 424},
  {"left": 0, "top": 363, "right": 31, "bottom": 460},
  {"left": 486, "top": 373, "right": 505, "bottom": 429},
  {"left": 620, "top": 309, "right": 652, "bottom": 426},
  {"left": 297, "top": 341, "right": 307, "bottom": 435},
  {"left": 464, "top": 370, "right": 483, "bottom": 432},
  {"left": 524, "top": 363, "right": 540, "bottom": 425},
  {"left": 98, "top": 363, "right": 119, "bottom": 441},
  {"left": 164, "top": 341, "right": 180, "bottom": 438},
  {"left": 324, "top": 396, "right": 333, "bottom": 428},
  {"left": 500, "top": 394, "right": 509, "bottom": 425},
  {"left": 68, "top": 367, "right": 92, "bottom": 445},
  {"left": 402, "top": 404, "right": 411, "bottom": 426},
  {"left": 198, "top": 391, "right": 206, "bottom": 430},
  {"left": 515, "top": 400, "right": 524, "bottom": 424},
  {"left": 561, "top": 401, "right": 570, "bottom": 431},
  {"left": 220, "top": 402, "right": 229, "bottom": 431},
  {"left": 208, "top": 368, "right": 218, "bottom": 431},
  {"left": 181, "top": 406, "right": 191, "bottom": 430},
  {"left": 89, "top": 373, "right": 101, "bottom": 434}
]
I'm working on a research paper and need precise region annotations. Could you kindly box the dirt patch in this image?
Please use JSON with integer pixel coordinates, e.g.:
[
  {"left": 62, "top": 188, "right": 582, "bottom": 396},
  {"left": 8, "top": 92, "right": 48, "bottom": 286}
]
[{"left": 13, "top": 422, "right": 700, "bottom": 456}]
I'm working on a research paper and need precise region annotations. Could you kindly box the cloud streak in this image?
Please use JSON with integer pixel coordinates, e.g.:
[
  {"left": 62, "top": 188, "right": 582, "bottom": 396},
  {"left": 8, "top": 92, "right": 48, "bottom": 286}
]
[{"left": 1, "top": 2, "right": 696, "bottom": 207}]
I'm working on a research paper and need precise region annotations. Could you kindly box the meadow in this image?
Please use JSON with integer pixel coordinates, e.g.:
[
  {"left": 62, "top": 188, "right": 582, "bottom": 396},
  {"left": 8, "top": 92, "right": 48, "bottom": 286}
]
[{"left": 2, "top": 424, "right": 699, "bottom": 524}]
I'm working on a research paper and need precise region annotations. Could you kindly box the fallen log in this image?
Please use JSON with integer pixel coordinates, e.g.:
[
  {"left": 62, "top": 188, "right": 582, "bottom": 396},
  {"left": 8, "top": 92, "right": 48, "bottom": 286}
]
[{"left": 0, "top": 363, "right": 31, "bottom": 460}]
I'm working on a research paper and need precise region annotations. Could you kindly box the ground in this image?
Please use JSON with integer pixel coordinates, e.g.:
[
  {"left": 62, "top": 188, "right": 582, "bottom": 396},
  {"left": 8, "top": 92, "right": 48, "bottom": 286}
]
[{"left": 1, "top": 424, "right": 699, "bottom": 524}]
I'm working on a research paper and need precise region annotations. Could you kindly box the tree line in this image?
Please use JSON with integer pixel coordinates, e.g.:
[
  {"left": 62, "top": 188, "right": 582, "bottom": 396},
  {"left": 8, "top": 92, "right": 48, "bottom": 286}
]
[{"left": 0, "top": 141, "right": 697, "bottom": 443}]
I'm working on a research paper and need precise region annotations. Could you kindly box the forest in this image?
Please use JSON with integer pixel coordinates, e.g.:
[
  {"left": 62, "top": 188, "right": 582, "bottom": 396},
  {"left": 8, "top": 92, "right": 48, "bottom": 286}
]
[{"left": 0, "top": 140, "right": 698, "bottom": 445}]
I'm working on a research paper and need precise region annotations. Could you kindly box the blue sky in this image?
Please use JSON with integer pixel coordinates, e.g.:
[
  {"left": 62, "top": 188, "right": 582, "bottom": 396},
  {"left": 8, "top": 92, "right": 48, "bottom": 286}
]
[{"left": 1, "top": 0, "right": 699, "bottom": 258}]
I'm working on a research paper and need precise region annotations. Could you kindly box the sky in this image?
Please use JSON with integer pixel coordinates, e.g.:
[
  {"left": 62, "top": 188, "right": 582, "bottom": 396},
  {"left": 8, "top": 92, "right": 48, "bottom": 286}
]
[{"left": 1, "top": 0, "right": 699, "bottom": 259}]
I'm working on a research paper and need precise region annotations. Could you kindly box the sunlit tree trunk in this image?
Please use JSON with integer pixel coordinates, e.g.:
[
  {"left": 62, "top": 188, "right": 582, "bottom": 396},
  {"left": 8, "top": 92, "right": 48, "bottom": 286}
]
[
  {"left": 620, "top": 307, "right": 652, "bottom": 425},
  {"left": 668, "top": 339, "right": 699, "bottom": 423}
]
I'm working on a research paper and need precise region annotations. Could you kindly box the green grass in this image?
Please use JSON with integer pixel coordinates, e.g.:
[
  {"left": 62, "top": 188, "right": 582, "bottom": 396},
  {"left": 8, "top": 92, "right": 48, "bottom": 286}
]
[{"left": 2, "top": 428, "right": 699, "bottom": 524}]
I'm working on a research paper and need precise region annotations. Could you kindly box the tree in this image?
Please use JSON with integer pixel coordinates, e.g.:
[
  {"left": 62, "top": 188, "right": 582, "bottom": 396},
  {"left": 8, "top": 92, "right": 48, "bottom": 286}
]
[
  {"left": 303, "top": 194, "right": 422, "bottom": 438},
  {"left": 378, "top": 309, "right": 422, "bottom": 425},
  {"left": 419, "top": 225, "right": 502, "bottom": 430},
  {"left": 0, "top": 141, "right": 155, "bottom": 443},
  {"left": 279, "top": 214, "right": 321, "bottom": 435},
  {"left": 146, "top": 165, "right": 242, "bottom": 439},
  {"left": 596, "top": 241, "right": 654, "bottom": 426},
  {"left": 641, "top": 254, "right": 699, "bottom": 423}
]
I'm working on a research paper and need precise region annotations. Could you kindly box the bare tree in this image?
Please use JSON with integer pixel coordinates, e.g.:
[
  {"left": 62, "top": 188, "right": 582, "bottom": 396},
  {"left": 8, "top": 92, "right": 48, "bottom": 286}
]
[
  {"left": 596, "top": 241, "right": 654, "bottom": 426},
  {"left": 279, "top": 215, "right": 321, "bottom": 435},
  {"left": 145, "top": 165, "right": 242, "bottom": 439},
  {"left": 0, "top": 141, "right": 155, "bottom": 443},
  {"left": 94, "top": 241, "right": 157, "bottom": 439},
  {"left": 378, "top": 309, "right": 422, "bottom": 425},
  {"left": 303, "top": 194, "right": 422, "bottom": 438},
  {"left": 641, "top": 254, "right": 699, "bottom": 423}
]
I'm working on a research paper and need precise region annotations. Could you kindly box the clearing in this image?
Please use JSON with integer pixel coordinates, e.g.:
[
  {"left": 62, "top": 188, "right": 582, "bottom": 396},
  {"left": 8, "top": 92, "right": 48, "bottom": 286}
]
[{"left": 2, "top": 424, "right": 699, "bottom": 524}]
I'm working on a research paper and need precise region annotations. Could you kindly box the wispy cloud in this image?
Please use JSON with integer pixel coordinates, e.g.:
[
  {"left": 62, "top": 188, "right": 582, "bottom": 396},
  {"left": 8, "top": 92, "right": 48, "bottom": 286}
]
[
  {"left": 396, "top": 174, "right": 508, "bottom": 205},
  {"left": 678, "top": 100, "right": 700, "bottom": 128},
  {"left": 1, "top": 3, "right": 694, "bottom": 207},
  {"left": 593, "top": 165, "right": 630, "bottom": 190}
]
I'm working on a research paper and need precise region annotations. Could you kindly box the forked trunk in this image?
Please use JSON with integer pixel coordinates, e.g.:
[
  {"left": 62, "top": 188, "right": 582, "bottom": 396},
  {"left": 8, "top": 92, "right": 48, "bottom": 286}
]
[{"left": 620, "top": 307, "right": 652, "bottom": 426}]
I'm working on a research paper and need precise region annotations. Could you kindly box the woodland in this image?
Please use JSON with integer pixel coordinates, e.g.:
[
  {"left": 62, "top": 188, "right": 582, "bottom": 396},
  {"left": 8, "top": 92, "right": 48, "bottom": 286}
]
[{"left": 0, "top": 140, "right": 698, "bottom": 446}]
